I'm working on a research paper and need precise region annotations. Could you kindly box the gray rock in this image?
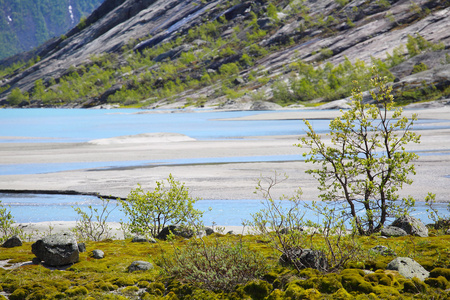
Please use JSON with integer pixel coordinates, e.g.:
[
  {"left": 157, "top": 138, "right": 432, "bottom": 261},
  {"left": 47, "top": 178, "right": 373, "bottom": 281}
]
[
  {"left": 132, "top": 235, "right": 156, "bottom": 243},
  {"left": 204, "top": 227, "right": 215, "bottom": 236},
  {"left": 31, "top": 233, "right": 79, "bottom": 266},
  {"left": 391, "top": 215, "right": 428, "bottom": 237},
  {"left": 381, "top": 225, "right": 408, "bottom": 237},
  {"left": 250, "top": 100, "right": 282, "bottom": 111},
  {"left": 279, "top": 247, "right": 328, "bottom": 272},
  {"left": 370, "top": 245, "right": 396, "bottom": 256},
  {"left": 92, "top": 249, "right": 104, "bottom": 259},
  {"left": 78, "top": 243, "right": 86, "bottom": 253},
  {"left": 128, "top": 260, "right": 153, "bottom": 272},
  {"left": 2, "top": 235, "right": 22, "bottom": 248},
  {"left": 156, "top": 225, "right": 194, "bottom": 240},
  {"left": 386, "top": 257, "right": 429, "bottom": 281}
]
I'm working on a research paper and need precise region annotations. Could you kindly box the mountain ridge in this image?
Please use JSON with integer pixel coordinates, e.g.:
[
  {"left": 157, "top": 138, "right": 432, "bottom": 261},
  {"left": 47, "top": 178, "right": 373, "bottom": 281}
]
[{"left": 0, "top": 0, "right": 449, "bottom": 109}]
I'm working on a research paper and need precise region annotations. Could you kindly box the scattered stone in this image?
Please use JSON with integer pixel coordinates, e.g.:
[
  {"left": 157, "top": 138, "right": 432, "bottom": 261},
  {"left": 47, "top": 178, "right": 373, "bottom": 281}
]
[
  {"left": 31, "top": 233, "right": 79, "bottom": 267},
  {"left": 204, "top": 227, "right": 215, "bottom": 236},
  {"left": 128, "top": 260, "right": 153, "bottom": 272},
  {"left": 279, "top": 247, "right": 328, "bottom": 272},
  {"left": 233, "top": 77, "right": 245, "bottom": 85},
  {"left": 92, "top": 250, "right": 104, "bottom": 259},
  {"left": 391, "top": 215, "right": 428, "bottom": 237},
  {"left": 250, "top": 100, "right": 282, "bottom": 111},
  {"left": 386, "top": 257, "right": 429, "bottom": 281},
  {"left": 381, "top": 226, "right": 408, "bottom": 237},
  {"left": 227, "top": 230, "right": 235, "bottom": 235},
  {"left": 370, "top": 245, "right": 396, "bottom": 256},
  {"left": 2, "top": 235, "right": 22, "bottom": 248},
  {"left": 156, "top": 225, "right": 194, "bottom": 240},
  {"left": 132, "top": 235, "right": 156, "bottom": 243},
  {"left": 78, "top": 243, "right": 86, "bottom": 253}
]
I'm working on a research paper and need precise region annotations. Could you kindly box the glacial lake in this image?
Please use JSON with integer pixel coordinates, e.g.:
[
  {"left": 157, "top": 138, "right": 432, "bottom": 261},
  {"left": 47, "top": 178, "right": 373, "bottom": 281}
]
[{"left": 1, "top": 108, "right": 449, "bottom": 225}]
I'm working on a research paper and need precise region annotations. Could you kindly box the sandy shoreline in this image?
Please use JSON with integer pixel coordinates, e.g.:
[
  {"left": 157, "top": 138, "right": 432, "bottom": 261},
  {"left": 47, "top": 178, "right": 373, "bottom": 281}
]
[
  {"left": 1, "top": 107, "right": 450, "bottom": 206},
  {"left": 13, "top": 221, "right": 252, "bottom": 241}
]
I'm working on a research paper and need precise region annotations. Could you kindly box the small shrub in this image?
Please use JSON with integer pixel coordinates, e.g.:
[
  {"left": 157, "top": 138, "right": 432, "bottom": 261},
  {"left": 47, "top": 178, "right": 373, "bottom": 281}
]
[
  {"left": 72, "top": 197, "right": 118, "bottom": 241},
  {"left": 411, "top": 62, "right": 428, "bottom": 74},
  {"left": 0, "top": 201, "right": 23, "bottom": 242},
  {"left": 120, "top": 174, "right": 203, "bottom": 237},
  {"left": 159, "top": 238, "right": 268, "bottom": 292}
]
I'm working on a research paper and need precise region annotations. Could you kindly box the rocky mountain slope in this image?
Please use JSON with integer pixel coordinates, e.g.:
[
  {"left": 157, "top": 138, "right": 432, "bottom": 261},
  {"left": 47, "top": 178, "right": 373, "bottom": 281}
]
[
  {"left": 0, "top": 0, "right": 449, "bottom": 108},
  {"left": 0, "top": 0, "right": 103, "bottom": 60}
]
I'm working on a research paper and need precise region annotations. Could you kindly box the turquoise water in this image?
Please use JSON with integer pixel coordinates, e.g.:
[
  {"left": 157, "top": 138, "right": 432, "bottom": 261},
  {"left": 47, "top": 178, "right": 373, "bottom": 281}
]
[
  {"left": 1, "top": 109, "right": 449, "bottom": 225},
  {"left": 0, "top": 108, "right": 322, "bottom": 142},
  {"left": 1, "top": 193, "right": 447, "bottom": 226}
]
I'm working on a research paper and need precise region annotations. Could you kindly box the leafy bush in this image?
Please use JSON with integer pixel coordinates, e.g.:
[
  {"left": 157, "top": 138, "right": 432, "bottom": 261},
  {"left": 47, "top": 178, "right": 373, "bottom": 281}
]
[
  {"left": 299, "top": 72, "right": 422, "bottom": 235},
  {"left": 0, "top": 200, "right": 23, "bottom": 243},
  {"left": 119, "top": 174, "right": 203, "bottom": 237},
  {"left": 159, "top": 238, "right": 269, "bottom": 292},
  {"left": 72, "top": 197, "right": 118, "bottom": 241},
  {"left": 246, "top": 173, "right": 361, "bottom": 272}
]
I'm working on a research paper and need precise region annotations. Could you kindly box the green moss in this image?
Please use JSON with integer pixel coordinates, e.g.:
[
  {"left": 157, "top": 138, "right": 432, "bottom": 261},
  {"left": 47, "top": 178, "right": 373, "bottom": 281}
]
[
  {"left": 138, "top": 280, "right": 150, "bottom": 288},
  {"left": 242, "top": 280, "right": 272, "bottom": 300},
  {"left": 9, "top": 288, "right": 28, "bottom": 300},
  {"left": 65, "top": 286, "right": 88, "bottom": 297},
  {"left": 364, "top": 271, "right": 392, "bottom": 286},
  {"left": 429, "top": 268, "right": 450, "bottom": 280},
  {"left": 122, "top": 285, "right": 140, "bottom": 295},
  {"left": 424, "top": 276, "right": 449, "bottom": 289},
  {"left": 402, "top": 277, "right": 428, "bottom": 293},
  {"left": 332, "top": 288, "right": 354, "bottom": 299},
  {"left": 147, "top": 282, "right": 165, "bottom": 295},
  {"left": 113, "top": 277, "right": 136, "bottom": 287},
  {"left": 265, "top": 289, "right": 284, "bottom": 300}
]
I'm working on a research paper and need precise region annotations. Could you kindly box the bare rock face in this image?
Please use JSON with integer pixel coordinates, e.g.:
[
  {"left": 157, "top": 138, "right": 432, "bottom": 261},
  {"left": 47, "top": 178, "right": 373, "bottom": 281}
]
[{"left": 31, "top": 233, "right": 79, "bottom": 266}]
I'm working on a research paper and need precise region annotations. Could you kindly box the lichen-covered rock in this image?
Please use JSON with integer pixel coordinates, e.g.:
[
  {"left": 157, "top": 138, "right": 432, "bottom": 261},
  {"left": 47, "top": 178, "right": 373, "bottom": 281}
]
[
  {"left": 131, "top": 235, "right": 156, "bottom": 243},
  {"left": 386, "top": 257, "right": 429, "bottom": 281},
  {"left": 2, "top": 235, "right": 22, "bottom": 248},
  {"left": 391, "top": 215, "right": 428, "bottom": 237},
  {"left": 128, "top": 260, "right": 153, "bottom": 272},
  {"left": 31, "top": 233, "right": 79, "bottom": 266},
  {"left": 369, "top": 245, "right": 396, "bottom": 256},
  {"left": 92, "top": 249, "right": 104, "bottom": 259},
  {"left": 279, "top": 248, "right": 328, "bottom": 272},
  {"left": 381, "top": 225, "right": 408, "bottom": 237}
]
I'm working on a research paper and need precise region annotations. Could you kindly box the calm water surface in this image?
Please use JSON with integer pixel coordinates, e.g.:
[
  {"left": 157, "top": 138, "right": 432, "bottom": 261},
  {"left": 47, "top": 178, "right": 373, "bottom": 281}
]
[{"left": 1, "top": 193, "right": 447, "bottom": 226}]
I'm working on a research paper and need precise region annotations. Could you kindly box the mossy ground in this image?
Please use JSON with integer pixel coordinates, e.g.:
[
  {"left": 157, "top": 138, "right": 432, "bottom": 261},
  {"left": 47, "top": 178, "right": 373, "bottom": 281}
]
[{"left": 1, "top": 232, "right": 450, "bottom": 299}]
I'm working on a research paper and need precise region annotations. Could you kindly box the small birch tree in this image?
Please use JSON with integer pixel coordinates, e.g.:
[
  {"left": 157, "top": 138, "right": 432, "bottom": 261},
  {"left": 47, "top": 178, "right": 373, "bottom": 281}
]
[
  {"left": 298, "top": 74, "right": 420, "bottom": 235},
  {"left": 120, "top": 174, "right": 203, "bottom": 237}
]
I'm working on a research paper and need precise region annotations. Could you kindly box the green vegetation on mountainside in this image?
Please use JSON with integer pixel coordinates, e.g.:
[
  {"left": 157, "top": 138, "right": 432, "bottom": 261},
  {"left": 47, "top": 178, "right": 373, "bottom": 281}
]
[
  {"left": 0, "top": 0, "right": 103, "bottom": 60},
  {"left": 0, "top": 0, "right": 449, "bottom": 108}
]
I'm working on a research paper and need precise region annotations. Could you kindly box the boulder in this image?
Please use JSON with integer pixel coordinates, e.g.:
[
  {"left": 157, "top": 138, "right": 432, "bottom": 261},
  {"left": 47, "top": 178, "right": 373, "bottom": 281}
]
[
  {"left": 386, "top": 257, "right": 429, "bottom": 281},
  {"left": 132, "top": 235, "right": 156, "bottom": 243},
  {"left": 279, "top": 247, "right": 329, "bottom": 272},
  {"left": 128, "top": 260, "right": 153, "bottom": 272},
  {"left": 381, "top": 225, "right": 408, "bottom": 237},
  {"left": 92, "top": 250, "right": 104, "bottom": 259},
  {"left": 204, "top": 227, "right": 215, "bottom": 236},
  {"left": 391, "top": 215, "right": 428, "bottom": 237},
  {"left": 2, "top": 235, "right": 22, "bottom": 248},
  {"left": 31, "top": 233, "right": 79, "bottom": 266},
  {"left": 156, "top": 225, "right": 194, "bottom": 240},
  {"left": 78, "top": 243, "right": 86, "bottom": 252}
]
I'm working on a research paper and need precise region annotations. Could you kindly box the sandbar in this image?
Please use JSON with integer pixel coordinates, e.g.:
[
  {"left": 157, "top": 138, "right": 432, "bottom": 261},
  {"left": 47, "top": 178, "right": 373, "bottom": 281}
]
[{"left": 1, "top": 107, "right": 449, "bottom": 206}]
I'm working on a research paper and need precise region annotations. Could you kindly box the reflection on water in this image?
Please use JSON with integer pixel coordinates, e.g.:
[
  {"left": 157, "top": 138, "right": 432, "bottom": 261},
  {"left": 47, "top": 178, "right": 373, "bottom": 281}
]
[{"left": 1, "top": 193, "right": 448, "bottom": 226}]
